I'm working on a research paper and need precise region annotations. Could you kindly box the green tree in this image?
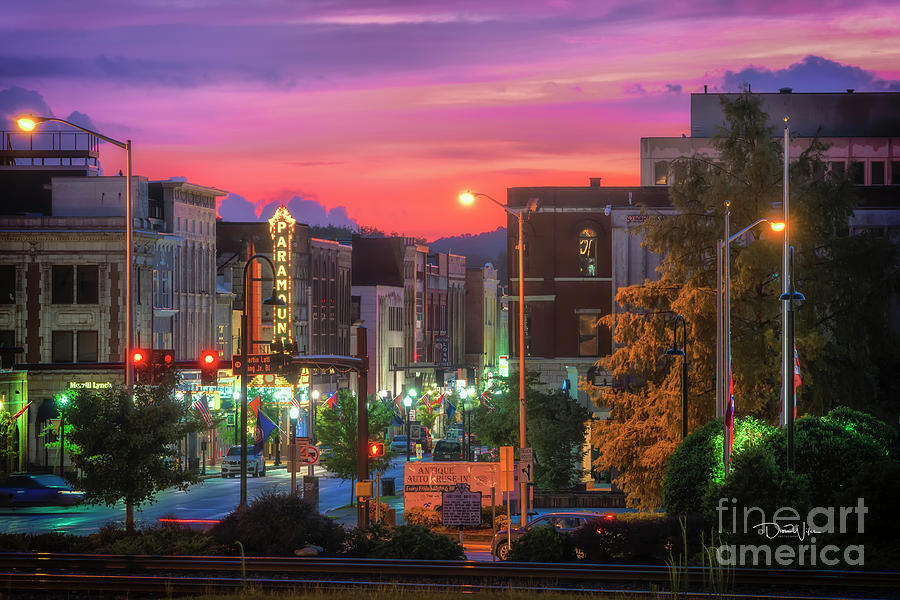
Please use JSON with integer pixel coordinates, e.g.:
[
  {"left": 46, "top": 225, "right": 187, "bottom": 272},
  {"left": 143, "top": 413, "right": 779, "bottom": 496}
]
[
  {"left": 0, "top": 412, "right": 17, "bottom": 475},
  {"left": 587, "top": 92, "right": 900, "bottom": 510},
  {"left": 473, "top": 375, "right": 590, "bottom": 491},
  {"left": 315, "top": 389, "right": 393, "bottom": 503},
  {"left": 63, "top": 376, "right": 203, "bottom": 531}
]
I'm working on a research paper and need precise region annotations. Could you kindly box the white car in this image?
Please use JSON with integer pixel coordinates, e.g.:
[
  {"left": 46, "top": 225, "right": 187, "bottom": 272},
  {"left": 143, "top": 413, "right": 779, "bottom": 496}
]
[{"left": 220, "top": 446, "right": 266, "bottom": 477}]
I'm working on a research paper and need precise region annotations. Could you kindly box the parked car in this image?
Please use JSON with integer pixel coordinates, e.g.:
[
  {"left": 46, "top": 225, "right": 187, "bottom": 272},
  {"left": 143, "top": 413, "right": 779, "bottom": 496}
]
[
  {"left": 0, "top": 474, "right": 85, "bottom": 507},
  {"left": 220, "top": 446, "right": 266, "bottom": 477},
  {"left": 389, "top": 435, "right": 408, "bottom": 454},
  {"left": 490, "top": 511, "right": 616, "bottom": 560},
  {"left": 432, "top": 439, "right": 463, "bottom": 461}
]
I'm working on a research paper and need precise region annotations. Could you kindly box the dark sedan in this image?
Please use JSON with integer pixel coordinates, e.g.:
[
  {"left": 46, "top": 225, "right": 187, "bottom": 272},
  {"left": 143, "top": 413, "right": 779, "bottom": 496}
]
[
  {"left": 0, "top": 474, "right": 85, "bottom": 507},
  {"left": 491, "top": 511, "right": 616, "bottom": 560}
]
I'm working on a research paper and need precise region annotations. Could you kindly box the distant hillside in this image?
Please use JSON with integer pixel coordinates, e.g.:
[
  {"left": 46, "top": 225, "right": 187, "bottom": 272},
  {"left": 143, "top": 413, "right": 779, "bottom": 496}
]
[{"left": 430, "top": 227, "right": 508, "bottom": 284}]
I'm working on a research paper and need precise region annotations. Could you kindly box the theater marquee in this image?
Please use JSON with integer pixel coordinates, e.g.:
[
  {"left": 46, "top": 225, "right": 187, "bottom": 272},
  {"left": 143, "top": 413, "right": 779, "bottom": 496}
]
[{"left": 268, "top": 206, "right": 295, "bottom": 346}]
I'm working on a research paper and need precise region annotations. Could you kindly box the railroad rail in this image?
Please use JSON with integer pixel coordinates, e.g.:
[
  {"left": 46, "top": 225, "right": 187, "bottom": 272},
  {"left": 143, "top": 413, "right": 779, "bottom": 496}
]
[{"left": 0, "top": 553, "right": 897, "bottom": 598}]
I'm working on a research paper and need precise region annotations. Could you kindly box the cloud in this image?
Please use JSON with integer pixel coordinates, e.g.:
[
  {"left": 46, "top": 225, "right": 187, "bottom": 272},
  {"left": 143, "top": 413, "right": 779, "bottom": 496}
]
[
  {"left": 665, "top": 83, "right": 682, "bottom": 94},
  {"left": 258, "top": 196, "right": 360, "bottom": 229},
  {"left": 217, "top": 193, "right": 258, "bottom": 222},
  {"left": 723, "top": 55, "right": 900, "bottom": 92},
  {"left": 0, "top": 86, "right": 53, "bottom": 125}
]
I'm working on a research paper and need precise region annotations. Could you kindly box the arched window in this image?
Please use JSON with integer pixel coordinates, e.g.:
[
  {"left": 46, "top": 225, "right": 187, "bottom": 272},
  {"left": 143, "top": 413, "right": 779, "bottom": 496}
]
[{"left": 578, "top": 227, "right": 598, "bottom": 276}]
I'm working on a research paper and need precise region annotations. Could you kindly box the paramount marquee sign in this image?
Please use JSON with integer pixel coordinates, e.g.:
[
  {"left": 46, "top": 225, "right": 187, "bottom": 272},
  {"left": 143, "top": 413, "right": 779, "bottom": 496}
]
[{"left": 268, "top": 206, "right": 295, "bottom": 346}]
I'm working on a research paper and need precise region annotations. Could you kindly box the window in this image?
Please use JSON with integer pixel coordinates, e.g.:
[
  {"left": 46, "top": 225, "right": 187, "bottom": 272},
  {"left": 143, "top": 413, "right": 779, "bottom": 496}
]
[
  {"left": 871, "top": 161, "right": 885, "bottom": 185},
  {"left": 578, "top": 227, "right": 598, "bottom": 276},
  {"left": 76, "top": 265, "right": 99, "bottom": 304},
  {"left": 52, "top": 266, "right": 74, "bottom": 304},
  {"left": 389, "top": 306, "right": 403, "bottom": 331},
  {"left": 578, "top": 314, "right": 599, "bottom": 356},
  {"left": 654, "top": 161, "right": 669, "bottom": 185},
  {"left": 849, "top": 161, "right": 865, "bottom": 184},
  {"left": 892, "top": 161, "right": 900, "bottom": 185},
  {"left": 76, "top": 331, "right": 98, "bottom": 362},
  {"left": 52, "top": 330, "right": 74, "bottom": 363},
  {"left": 0, "top": 266, "right": 14, "bottom": 303},
  {"left": 0, "top": 330, "right": 14, "bottom": 368},
  {"left": 829, "top": 161, "right": 846, "bottom": 179}
]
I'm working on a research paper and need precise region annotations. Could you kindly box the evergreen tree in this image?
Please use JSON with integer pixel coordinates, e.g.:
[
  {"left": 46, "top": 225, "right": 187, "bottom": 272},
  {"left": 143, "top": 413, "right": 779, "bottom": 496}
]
[{"left": 588, "top": 92, "right": 899, "bottom": 510}]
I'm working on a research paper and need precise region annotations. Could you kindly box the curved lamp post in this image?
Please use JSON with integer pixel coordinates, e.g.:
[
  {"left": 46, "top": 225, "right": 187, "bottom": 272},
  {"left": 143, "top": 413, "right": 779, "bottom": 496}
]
[
  {"left": 239, "top": 253, "right": 285, "bottom": 507},
  {"left": 403, "top": 392, "right": 414, "bottom": 462},
  {"left": 717, "top": 205, "right": 784, "bottom": 475},
  {"left": 57, "top": 393, "right": 69, "bottom": 477},
  {"left": 459, "top": 190, "right": 538, "bottom": 524},
  {"left": 17, "top": 115, "right": 134, "bottom": 388},
  {"left": 665, "top": 315, "right": 688, "bottom": 440}
]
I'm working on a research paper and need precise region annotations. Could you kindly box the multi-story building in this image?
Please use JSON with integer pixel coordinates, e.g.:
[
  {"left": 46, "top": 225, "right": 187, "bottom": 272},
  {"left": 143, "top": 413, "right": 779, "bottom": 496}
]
[
  {"left": 465, "top": 263, "right": 501, "bottom": 384},
  {"left": 350, "top": 236, "right": 406, "bottom": 397},
  {"left": 0, "top": 128, "right": 224, "bottom": 471}
]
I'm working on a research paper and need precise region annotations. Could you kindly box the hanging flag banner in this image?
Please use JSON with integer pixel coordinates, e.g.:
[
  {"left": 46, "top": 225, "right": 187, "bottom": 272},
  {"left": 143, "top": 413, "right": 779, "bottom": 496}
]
[{"left": 193, "top": 397, "right": 213, "bottom": 429}]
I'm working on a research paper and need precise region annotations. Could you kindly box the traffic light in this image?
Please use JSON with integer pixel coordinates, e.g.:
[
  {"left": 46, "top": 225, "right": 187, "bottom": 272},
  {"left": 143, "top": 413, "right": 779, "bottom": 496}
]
[
  {"left": 153, "top": 349, "right": 175, "bottom": 384},
  {"left": 368, "top": 441, "right": 385, "bottom": 458},
  {"left": 131, "top": 348, "right": 152, "bottom": 384},
  {"left": 199, "top": 350, "right": 219, "bottom": 386}
]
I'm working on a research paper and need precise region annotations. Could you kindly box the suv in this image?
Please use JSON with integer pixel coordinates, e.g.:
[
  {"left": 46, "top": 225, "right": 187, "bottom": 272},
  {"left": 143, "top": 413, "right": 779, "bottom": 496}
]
[
  {"left": 433, "top": 439, "right": 463, "bottom": 461},
  {"left": 220, "top": 446, "right": 266, "bottom": 477},
  {"left": 490, "top": 511, "right": 615, "bottom": 560}
]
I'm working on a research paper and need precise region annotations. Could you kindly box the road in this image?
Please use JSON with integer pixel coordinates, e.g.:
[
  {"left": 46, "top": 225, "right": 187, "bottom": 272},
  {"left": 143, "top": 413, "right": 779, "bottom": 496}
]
[{"left": 0, "top": 459, "right": 408, "bottom": 535}]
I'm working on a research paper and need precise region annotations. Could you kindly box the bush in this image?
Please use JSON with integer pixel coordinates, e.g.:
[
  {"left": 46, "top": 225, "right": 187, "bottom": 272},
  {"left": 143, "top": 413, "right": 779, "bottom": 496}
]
[
  {"left": 403, "top": 506, "right": 441, "bottom": 527},
  {"left": 481, "top": 505, "right": 505, "bottom": 529},
  {"left": 663, "top": 417, "right": 774, "bottom": 517},
  {"left": 371, "top": 525, "right": 465, "bottom": 559},
  {"left": 508, "top": 525, "right": 575, "bottom": 562},
  {"left": 88, "top": 523, "right": 218, "bottom": 555},
  {"left": 0, "top": 532, "right": 87, "bottom": 553},
  {"left": 210, "top": 490, "right": 345, "bottom": 556},
  {"left": 834, "top": 459, "right": 900, "bottom": 568},
  {"left": 823, "top": 406, "right": 897, "bottom": 458},
  {"left": 339, "top": 522, "right": 392, "bottom": 558},
  {"left": 570, "top": 514, "right": 699, "bottom": 563},
  {"left": 761, "top": 416, "right": 884, "bottom": 507}
]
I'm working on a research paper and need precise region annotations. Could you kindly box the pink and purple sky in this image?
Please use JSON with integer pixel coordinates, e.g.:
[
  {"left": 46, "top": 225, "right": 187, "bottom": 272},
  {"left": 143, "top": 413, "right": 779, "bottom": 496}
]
[{"left": 2, "top": 0, "right": 899, "bottom": 239}]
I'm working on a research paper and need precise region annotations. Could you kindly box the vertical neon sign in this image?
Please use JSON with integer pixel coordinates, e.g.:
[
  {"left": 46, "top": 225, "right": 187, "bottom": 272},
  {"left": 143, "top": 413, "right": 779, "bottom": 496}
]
[{"left": 268, "top": 206, "right": 295, "bottom": 347}]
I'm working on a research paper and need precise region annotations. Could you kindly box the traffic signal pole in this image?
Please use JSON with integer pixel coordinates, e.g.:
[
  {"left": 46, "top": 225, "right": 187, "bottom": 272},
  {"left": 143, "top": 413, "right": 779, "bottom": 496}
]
[{"left": 356, "top": 327, "right": 369, "bottom": 529}]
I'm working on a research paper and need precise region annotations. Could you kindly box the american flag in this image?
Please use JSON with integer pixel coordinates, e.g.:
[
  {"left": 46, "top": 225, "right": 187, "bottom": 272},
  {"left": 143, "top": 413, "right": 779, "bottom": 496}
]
[
  {"left": 193, "top": 397, "right": 213, "bottom": 429},
  {"left": 290, "top": 394, "right": 301, "bottom": 411}
]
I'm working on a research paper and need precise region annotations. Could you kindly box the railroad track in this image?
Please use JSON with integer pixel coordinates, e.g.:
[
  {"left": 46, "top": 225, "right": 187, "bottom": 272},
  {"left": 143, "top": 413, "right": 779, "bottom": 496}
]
[{"left": 0, "top": 553, "right": 897, "bottom": 598}]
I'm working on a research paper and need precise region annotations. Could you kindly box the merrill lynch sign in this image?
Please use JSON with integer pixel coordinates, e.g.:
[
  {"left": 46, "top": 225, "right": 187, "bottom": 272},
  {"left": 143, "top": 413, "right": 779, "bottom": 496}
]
[{"left": 404, "top": 462, "right": 507, "bottom": 511}]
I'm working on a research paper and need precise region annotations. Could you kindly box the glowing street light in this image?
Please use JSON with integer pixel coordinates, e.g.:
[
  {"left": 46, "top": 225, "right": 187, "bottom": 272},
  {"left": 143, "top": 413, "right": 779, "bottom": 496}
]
[
  {"left": 17, "top": 114, "right": 135, "bottom": 389},
  {"left": 459, "top": 190, "right": 538, "bottom": 524},
  {"left": 718, "top": 205, "right": 784, "bottom": 475}
]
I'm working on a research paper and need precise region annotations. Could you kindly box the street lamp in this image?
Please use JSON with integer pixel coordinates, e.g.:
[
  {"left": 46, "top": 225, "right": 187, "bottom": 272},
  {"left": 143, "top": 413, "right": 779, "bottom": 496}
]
[
  {"left": 57, "top": 393, "right": 69, "bottom": 477},
  {"left": 17, "top": 115, "right": 135, "bottom": 387},
  {"left": 717, "top": 204, "right": 784, "bottom": 476},
  {"left": 239, "top": 253, "right": 286, "bottom": 508},
  {"left": 460, "top": 190, "right": 538, "bottom": 524},
  {"left": 403, "top": 391, "right": 414, "bottom": 462},
  {"left": 780, "top": 117, "right": 805, "bottom": 472},
  {"left": 665, "top": 315, "right": 688, "bottom": 440}
]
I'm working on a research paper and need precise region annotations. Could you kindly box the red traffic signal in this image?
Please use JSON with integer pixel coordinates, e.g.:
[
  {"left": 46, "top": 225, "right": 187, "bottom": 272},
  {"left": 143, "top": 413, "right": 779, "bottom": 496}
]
[
  {"left": 368, "top": 442, "right": 385, "bottom": 458},
  {"left": 131, "top": 348, "right": 152, "bottom": 384},
  {"left": 199, "top": 350, "right": 219, "bottom": 386}
]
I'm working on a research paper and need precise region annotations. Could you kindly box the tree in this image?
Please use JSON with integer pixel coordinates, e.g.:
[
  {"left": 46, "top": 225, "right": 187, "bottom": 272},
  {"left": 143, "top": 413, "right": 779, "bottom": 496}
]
[
  {"left": 63, "top": 376, "right": 203, "bottom": 531},
  {"left": 473, "top": 375, "right": 590, "bottom": 491},
  {"left": 586, "top": 92, "right": 900, "bottom": 510},
  {"left": 315, "top": 389, "right": 393, "bottom": 503},
  {"left": 0, "top": 412, "right": 17, "bottom": 475}
]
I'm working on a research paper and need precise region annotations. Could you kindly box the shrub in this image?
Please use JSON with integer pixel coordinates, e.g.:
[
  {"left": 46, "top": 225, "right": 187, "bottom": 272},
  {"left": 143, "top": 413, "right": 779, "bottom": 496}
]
[
  {"left": 371, "top": 525, "right": 465, "bottom": 559},
  {"left": 761, "top": 416, "right": 884, "bottom": 507},
  {"left": 834, "top": 458, "right": 900, "bottom": 568},
  {"left": 210, "top": 490, "right": 345, "bottom": 556},
  {"left": 403, "top": 506, "right": 441, "bottom": 527},
  {"left": 91, "top": 523, "right": 218, "bottom": 555},
  {"left": 822, "top": 406, "right": 897, "bottom": 458},
  {"left": 481, "top": 505, "right": 505, "bottom": 528},
  {"left": 570, "top": 514, "right": 700, "bottom": 563},
  {"left": 0, "top": 532, "right": 87, "bottom": 553},
  {"left": 339, "top": 522, "right": 392, "bottom": 558},
  {"left": 508, "top": 525, "right": 575, "bottom": 562},
  {"left": 663, "top": 417, "right": 774, "bottom": 517}
]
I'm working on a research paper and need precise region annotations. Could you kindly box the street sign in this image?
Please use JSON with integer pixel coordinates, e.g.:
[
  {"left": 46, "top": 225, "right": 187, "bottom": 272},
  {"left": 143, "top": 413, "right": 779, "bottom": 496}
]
[
  {"left": 520, "top": 447, "right": 533, "bottom": 462},
  {"left": 441, "top": 483, "right": 482, "bottom": 526},
  {"left": 519, "top": 460, "right": 534, "bottom": 484},
  {"left": 231, "top": 354, "right": 276, "bottom": 375},
  {"left": 302, "top": 446, "right": 320, "bottom": 464}
]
